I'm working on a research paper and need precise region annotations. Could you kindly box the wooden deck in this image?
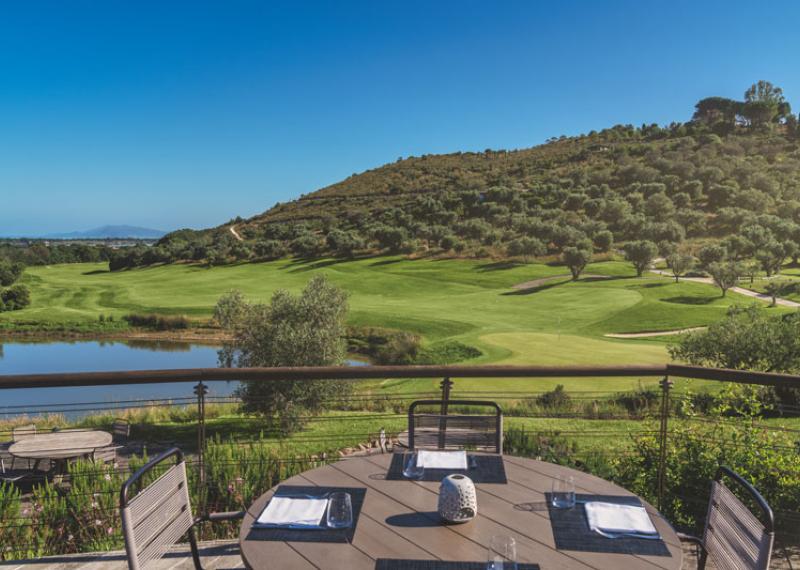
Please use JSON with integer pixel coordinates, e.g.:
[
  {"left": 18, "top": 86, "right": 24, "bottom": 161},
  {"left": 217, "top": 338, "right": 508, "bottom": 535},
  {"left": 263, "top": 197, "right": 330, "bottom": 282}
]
[
  {"left": 0, "top": 541, "right": 714, "bottom": 570},
  {"left": 0, "top": 541, "right": 244, "bottom": 570}
]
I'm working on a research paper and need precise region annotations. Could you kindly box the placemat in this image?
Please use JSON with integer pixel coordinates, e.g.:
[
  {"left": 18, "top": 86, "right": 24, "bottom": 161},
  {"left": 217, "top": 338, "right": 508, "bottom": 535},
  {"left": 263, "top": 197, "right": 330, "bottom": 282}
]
[
  {"left": 385, "top": 453, "right": 507, "bottom": 484},
  {"left": 247, "top": 486, "right": 366, "bottom": 543},
  {"left": 376, "top": 559, "right": 539, "bottom": 570},
  {"left": 546, "top": 493, "right": 671, "bottom": 556}
]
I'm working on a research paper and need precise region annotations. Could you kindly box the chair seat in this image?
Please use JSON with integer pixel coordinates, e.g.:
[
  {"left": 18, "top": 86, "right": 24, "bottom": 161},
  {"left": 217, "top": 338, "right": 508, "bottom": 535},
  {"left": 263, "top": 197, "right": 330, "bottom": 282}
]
[{"left": 0, "top": 469, "right": 40, "bottom": 483}]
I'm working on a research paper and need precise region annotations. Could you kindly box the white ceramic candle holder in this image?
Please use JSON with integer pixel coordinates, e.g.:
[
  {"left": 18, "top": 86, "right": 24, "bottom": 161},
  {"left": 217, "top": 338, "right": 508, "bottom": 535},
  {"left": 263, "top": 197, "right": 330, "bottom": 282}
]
[{"left": 438, "top": 474, "right": 477, "bottom": 523}]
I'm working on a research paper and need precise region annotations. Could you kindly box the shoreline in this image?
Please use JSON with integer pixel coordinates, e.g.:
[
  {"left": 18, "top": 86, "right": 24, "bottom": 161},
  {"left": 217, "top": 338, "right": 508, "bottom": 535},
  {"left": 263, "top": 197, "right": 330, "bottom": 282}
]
[{"left": 0, "top": 326, "right": 230, "bottom": 345}]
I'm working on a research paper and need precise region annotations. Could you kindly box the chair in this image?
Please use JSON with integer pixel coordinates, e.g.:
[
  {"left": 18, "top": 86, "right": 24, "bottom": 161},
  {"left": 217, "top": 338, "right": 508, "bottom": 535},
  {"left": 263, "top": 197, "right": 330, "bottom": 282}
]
[
  {"left": 113, "top": 419, "right": 131, "bottom": 444},
  {"left": 679, "top": 466, "right": 774, "bottom": 570},
  {"left": 408, "top": 400, "right": 503, "bottom": 454},
  {"left": 93, "top": 419, "right": 132, "bottom": 464},
  {"left": 92, "top": 445, "right": 123, "bottom": 464},
  {"left": 9, "top": 424, "right": 36, "bottom": 470},
  {"left": 120, "top": 447, "right": 243, "bottom": 570}
]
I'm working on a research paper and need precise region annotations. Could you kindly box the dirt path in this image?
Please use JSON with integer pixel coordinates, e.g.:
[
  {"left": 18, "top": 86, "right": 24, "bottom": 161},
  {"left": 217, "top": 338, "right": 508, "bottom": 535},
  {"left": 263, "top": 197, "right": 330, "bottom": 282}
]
[
  {"left": 229, "top": 225, "right": 243, "bottom": 242},
  {"left": 650, "top": 269, "right": 800, "bottom": 308},
  {"left": 604, "top": 327, "right": 706, "bottom": 339},
  {"left": 512, "top": 274, "right": 610, "bottom": 290}
]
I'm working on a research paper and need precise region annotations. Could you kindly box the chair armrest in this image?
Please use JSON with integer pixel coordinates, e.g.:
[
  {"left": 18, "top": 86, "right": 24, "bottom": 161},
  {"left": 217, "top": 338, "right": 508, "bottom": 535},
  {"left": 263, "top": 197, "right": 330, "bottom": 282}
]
[
  {"left": 676, "top": 532, "right": 703, "bottom": 545},
  {"left": 197, "top": 511, "right": 246, "bottom": 524}
]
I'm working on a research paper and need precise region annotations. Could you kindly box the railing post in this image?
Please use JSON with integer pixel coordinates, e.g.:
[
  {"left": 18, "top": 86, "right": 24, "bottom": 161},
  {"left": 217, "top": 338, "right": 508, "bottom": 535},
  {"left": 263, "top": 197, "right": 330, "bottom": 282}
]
[
  {"left": 657, "top": 376, "right": 673, "bottom": 512},
  {"left": 438, "top": 377, "right": 453, "bottom": 449},
  {"left": 194, "top": 381, "right": 208, "bottom": 507}
]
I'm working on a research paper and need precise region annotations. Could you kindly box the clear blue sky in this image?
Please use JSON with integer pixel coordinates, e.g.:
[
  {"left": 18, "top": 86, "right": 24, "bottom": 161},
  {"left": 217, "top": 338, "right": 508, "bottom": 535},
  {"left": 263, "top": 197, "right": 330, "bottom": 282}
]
[{"left": 2, "top": 0, "right": 799, "bottom": 236}]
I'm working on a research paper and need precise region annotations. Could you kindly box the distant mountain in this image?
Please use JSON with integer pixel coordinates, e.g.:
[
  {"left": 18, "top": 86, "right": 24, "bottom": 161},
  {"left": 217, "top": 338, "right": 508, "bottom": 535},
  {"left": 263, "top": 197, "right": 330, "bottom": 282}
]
[{"left": 46, "top": 225, "right": 166, "bottom": 239}]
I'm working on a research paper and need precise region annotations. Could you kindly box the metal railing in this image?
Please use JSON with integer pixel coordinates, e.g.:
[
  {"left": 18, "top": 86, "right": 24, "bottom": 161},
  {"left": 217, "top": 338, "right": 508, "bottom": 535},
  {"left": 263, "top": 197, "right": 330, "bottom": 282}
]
[{"left": 0, "top": 364, "right": 798, "bottom": 563}]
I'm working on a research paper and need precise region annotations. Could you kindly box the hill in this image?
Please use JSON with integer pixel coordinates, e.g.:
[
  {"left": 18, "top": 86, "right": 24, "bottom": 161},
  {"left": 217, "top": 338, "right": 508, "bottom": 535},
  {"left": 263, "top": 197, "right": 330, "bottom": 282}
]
[
  {"left": 46, "top": 225, "right": 166, "bottom": 239},
  {"left": 113, "top": 83, "right": 800, "bottom": 274}
]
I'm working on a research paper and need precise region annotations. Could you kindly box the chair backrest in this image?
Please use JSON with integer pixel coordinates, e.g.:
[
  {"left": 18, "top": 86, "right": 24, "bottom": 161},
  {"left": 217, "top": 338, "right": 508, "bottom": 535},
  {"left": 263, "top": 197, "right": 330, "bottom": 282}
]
[
  {"left": 702, "top": 466, "right": 774, "bottom": 570},
  {"left": 12, "top": 424, "right": 36, "bottom": 442},
  {"left": 408, "top": 400, "right": 503, "bottom": 454},
  {"left": 120, "top": 448, "right": 196, "bottom": 570},
  {"left": 113, "top": 419, "right": 131, "bottom": 443}
]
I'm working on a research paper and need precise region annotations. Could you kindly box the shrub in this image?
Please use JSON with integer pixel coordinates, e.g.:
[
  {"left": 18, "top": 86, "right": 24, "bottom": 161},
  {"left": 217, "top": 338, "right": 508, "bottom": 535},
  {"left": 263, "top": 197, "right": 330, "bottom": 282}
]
[
  {"left": 414, "top": 341, "right": 482, "bottom": 364},
  {"left": 535, "top": 385, "right": 572, "bottom": 409},
  {"left": 614, "top": 388, "right": 800, "bottom": 535},
  {"left": 123, "top": 313, "right": 190, "bottom": 330},
  {"left": 221, "top": 275, "right": 352, "bottom": 435},
  {"left": 0, "top": 284, "right": 30, "bottom": 311}
]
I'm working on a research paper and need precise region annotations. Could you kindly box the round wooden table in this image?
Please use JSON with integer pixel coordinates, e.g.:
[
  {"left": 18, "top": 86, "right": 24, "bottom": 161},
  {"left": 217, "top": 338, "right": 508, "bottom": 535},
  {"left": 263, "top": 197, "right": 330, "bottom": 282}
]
[
  {"left": 239, "top": 453, "right": 682, "bottom": 570},
  {"left": 9, "top": 429, "right": 112, "bottom": 471}
]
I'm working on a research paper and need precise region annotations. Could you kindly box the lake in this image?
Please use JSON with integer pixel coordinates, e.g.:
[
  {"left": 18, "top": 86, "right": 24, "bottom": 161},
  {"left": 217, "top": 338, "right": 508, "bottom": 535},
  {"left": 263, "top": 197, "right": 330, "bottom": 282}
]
[{"left": 0, "top": 340, "right": 366, "bottom": 419}]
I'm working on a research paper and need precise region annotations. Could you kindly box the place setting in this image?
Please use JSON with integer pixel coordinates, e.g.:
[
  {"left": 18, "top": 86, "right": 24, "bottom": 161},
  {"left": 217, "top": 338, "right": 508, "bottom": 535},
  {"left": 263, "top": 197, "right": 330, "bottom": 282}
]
[
  {"left": 247, "top": 485, "right": 367, "bottom": 543},
  {"left": 385, "top": 449, "right": 508, "bottom": 484},
  {"left": 544, "top": 475, "right": 670, "bottom": 556},
  {"left": 375, "top": 535, "right": 540, "bottom": 569}
]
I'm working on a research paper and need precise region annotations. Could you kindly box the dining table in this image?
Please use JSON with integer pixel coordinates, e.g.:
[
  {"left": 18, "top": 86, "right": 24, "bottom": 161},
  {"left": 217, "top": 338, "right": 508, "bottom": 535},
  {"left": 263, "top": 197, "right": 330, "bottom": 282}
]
[
  {"left": 8, "top": 428, "right": 113, "bottom": 473},
  {"left": 239, "top": 452, "right": 683, "bottom": 570}
]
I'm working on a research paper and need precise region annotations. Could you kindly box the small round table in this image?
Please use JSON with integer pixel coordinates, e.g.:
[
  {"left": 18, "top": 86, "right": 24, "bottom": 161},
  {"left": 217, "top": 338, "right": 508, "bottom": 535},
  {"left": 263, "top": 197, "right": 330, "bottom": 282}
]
[
  {"left": 239, "top": 454, "right": 682, "bottom": 570},
  {"left": 9, "top": 429, "right": 113, "bottom": 472}
]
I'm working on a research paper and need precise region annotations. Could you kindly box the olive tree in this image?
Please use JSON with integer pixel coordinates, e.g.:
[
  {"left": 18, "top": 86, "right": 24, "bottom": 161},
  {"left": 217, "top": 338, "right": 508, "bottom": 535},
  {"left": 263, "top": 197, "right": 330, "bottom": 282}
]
[
  {"left": 562, "top": 247, "right": 592, "bottom": 280},
  {"left": 706, "top": 261, "right": 743, "bottom": 297},
  {"left": 623, "top": 240, "right": 658, "bottom": 277},
  {"left": 666, "top": 253, "right": 694, "bottom": 283},
  {"left": 217, "top": 276, "right": 351, "bottom": 434}
]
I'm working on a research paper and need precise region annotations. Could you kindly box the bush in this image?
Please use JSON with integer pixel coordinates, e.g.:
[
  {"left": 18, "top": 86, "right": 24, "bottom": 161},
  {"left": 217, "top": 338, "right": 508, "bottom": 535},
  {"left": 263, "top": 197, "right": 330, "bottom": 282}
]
[
  {"left": 374, "top": 332, "right": 420, "bottom": 364},
  {"left": 0, "top": 284, "right": 30, "bottom": 311},
  {"left": 535, "top": 385, "right": 572, "bottom": 409},
  {"left": 414, "top": 341, "right": 482, "bottom": 364},
  {"left": 123, "top": 313, "right": 190, "bottom": 330},
  {"left": 614, "top": 388, "right": 800, "bottom": 535},
  {"left": 221, "top": 275, "right": 352, "bottom": 435}
]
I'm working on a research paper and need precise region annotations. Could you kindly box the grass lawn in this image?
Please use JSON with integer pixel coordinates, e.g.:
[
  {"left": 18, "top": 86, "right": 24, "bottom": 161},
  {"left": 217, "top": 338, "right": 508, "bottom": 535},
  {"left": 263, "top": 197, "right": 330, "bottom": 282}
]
[{"left": 7, "top": 257, "right": 791, "bottom": 388}]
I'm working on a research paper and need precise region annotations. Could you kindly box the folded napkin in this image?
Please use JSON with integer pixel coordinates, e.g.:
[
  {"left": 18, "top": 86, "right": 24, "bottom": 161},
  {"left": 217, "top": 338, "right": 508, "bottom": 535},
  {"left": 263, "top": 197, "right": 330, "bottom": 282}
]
[
  {"left": 584, "top": 502, "right": 658, "bottom": 535},
  {"left": 255, "top": 496, "right": 329, "bottom": 528},
  {"left": 417, "top": 450, "right": 468, "bottom": 470}
]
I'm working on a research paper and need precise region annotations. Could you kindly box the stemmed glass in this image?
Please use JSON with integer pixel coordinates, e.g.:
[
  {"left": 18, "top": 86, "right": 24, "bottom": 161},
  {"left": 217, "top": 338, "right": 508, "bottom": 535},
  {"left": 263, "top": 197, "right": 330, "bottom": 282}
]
[
  {"left": 326, "top": 492, "right": 353, "bottom": 529},
  {"left": 402, "top": 451, "right": 425, "bottom": 480},
  {"left": 487, "top": 535, "right": 517, "bottom": 570}
]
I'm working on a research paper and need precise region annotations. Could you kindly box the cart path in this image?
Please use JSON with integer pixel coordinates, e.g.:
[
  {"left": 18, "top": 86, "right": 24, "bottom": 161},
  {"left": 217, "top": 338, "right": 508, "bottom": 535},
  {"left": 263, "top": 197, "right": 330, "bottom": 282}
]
[
  {"left": 649, "top": 269, "right": 800, "bottom": 308},
  {"left": 604, "top": 327, "right": 706, "bottom": 339},
  {"left": 229, "top": 225, "right": 244, "bottom": 241}
]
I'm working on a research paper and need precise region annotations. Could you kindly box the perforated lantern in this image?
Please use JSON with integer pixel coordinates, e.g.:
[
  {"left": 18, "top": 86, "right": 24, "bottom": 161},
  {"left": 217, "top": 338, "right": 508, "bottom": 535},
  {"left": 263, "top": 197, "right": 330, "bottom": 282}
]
[{"left": 438, "top": 474, "right": 478, "bottom": 523}]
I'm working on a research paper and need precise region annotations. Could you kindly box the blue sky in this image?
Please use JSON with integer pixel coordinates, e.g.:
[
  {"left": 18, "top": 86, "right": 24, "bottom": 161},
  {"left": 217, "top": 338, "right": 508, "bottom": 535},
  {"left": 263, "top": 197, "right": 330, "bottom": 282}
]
[{"left": 2, "top": 1, "right": 799, "bottom": 236}]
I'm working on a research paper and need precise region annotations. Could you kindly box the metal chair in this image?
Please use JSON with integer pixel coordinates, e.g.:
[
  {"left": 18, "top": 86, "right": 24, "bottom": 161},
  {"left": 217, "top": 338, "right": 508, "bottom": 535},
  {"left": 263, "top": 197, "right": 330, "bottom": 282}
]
[
  {"left": 120, "top": 447, "right": 243, "bottom": 570},
  {"left": 679, "top": 466, "right": 775, "bottom": 570},
  {"left": 92, "top": 445, "right": 123, "bottom": 464},
  {"left": 9, "top": 424, "right": 36, "bottom": 470},
  {"left": 113, "top": 418, "right": 131, "bottom": 444},
  {"left": 408, "top": 400, "right": 503, "bottom": 454},
  {"left": 93, "top": 419, "right": 132, "bottom": 464}
]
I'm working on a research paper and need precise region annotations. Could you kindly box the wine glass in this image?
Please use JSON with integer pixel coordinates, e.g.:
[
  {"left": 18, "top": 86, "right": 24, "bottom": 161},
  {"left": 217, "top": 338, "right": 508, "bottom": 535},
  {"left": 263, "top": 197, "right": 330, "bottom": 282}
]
[
  {"left": 487, "top": 535, "right": 517, "bottom": 570},
  {"left": 326, "top": 492, "right": 353, "bottom": 529},
  {"left": 402, "top": 452, "right": 425, "bottom": 480},
  {"left": 551, "top": 474, "right": 576, "bottom": 509}
]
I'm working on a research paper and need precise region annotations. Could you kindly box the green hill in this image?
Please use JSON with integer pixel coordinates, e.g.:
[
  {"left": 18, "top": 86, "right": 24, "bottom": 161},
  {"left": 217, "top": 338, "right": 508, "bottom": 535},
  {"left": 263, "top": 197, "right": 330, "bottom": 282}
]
[{"left": 114, "top": 83, "right": 800, "bottom": 271}]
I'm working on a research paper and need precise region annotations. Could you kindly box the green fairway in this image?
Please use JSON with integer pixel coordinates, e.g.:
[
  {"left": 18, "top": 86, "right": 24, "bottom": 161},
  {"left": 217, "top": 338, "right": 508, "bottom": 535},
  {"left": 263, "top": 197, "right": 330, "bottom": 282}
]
[{"left": 6, "top": 257, "right": 787, "bottom": 373}]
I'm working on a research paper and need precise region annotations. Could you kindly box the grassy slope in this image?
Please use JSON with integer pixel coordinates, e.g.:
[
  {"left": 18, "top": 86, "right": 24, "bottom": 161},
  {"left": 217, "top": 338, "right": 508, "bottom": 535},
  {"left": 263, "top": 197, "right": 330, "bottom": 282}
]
[{"left": 6, "top": 256, "right": 790, "bottom": 393}]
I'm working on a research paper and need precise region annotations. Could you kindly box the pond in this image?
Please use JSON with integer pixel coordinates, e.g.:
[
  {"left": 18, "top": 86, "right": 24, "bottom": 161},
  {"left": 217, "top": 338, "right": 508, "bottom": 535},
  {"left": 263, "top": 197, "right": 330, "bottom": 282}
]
[{"left": 0, "top": 340, "right": 367, "bottom": 419}]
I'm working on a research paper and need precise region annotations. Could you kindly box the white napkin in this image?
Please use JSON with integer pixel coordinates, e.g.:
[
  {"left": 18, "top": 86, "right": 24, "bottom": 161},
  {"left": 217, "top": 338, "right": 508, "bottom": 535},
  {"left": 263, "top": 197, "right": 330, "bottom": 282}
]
[
  {"left": 255, "top": 496, "right": 329, "bottom": 528},
  {"left": 416, "top": 450, "right": 468, "bottom": 470},
  {"left": 584, "top": 502, "right": 658, "bottom": 535}
]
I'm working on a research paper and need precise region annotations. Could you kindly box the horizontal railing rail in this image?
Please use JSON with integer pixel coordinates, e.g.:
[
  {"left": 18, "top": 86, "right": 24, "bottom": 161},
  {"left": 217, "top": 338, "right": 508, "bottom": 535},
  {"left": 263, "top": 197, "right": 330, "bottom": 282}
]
[{"left": 0, "top": 363, "right": 798, "bottom": 389}]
